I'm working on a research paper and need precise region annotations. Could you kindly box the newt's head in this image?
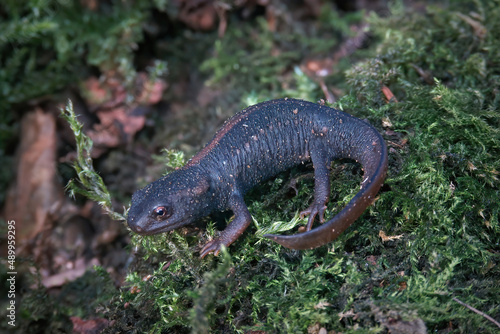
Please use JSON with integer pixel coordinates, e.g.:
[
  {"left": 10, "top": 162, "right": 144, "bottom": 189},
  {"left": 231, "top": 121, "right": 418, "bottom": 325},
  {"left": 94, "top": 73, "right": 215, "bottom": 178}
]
[{"left": 127, "top": 167, "right": 213, "bottom": 235}]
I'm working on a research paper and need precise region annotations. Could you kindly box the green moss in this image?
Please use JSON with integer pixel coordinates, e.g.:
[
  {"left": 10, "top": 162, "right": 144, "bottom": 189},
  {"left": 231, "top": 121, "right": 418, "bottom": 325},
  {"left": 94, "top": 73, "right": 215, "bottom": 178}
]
[
  {"left": 0, "top": 262, "right": 116, "bottom": 334},
  {"left": 0, "top": 0, "right": 166, "bottom": 112},
  {"left": 339, "top": 1, "right": 500, "bottom": 332},
  {"left": 199, "top": 5, "right": 364, "bottom": 101}
]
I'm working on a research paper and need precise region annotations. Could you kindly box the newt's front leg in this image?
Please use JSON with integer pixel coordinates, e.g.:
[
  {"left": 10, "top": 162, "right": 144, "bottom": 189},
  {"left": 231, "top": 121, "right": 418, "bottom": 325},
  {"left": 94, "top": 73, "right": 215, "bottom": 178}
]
[{"left": 200, "top": 193, "right": 252, "bottom": 258}]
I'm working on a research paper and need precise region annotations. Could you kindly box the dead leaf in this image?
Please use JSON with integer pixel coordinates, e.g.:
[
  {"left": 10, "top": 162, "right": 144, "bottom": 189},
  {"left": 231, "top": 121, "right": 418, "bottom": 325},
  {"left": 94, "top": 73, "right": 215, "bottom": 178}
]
[
  {"left": 135, "top": 72, "right": 166, "bottom": 105},
  {"left": 366, "top": 255, "right": 378, "bottom": 266},
  {"left": 456, "top": 12, "right": 486, "bottom": 40},
  {"left": 379, "top": 230, "right": 403, "bottom": 242},
  {"left": 410, "top": 63, "right": 434, "bottom": 85},
  {"left": 382, "top": 117, "right": 393, "bottom": 128},
  {"left": 4, "top": 109, "right": 64, "bottom": 244},
  {"left": 381, "top": 85, "right": 398, "bottom": 103},
  {"left": 301, "top": 23, "right": 369, "bottom": 102},
  {"left": 42, "top": 258, "right": 100, "bottom": 289},
  {"left": 314, "top": 301, "right": 332, "bottom": 310},
  {"left": 71, "top": 316, "right": 112, "bottom": 334},
  {"left": 80, "top": 73, "right": 166, "bottom": 157},
  {"left": 177, "top": 0, "right": 218, "bottom": 31}
]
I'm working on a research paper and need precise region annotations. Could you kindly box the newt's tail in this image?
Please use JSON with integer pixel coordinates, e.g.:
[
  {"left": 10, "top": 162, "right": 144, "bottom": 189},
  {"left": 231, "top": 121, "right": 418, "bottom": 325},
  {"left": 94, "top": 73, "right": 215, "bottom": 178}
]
[{"left": 263, "top": 123, "right": 388, "bottom": 250}]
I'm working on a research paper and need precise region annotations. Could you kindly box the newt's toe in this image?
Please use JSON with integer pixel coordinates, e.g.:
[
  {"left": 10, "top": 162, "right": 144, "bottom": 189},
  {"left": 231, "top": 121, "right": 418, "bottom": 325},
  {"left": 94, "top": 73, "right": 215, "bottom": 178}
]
[
  {"left": 200, "top": 239, "right": 222, "bottom": 258},
  {"left": 300, "top": 203, "right": 327, "bottom": 231}
]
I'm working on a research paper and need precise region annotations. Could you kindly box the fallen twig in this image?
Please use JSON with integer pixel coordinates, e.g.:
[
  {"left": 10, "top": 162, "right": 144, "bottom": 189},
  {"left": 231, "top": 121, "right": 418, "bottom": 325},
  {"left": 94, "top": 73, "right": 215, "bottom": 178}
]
[{"left": 452, "top": 297, "right": 500, "bottom": 329}]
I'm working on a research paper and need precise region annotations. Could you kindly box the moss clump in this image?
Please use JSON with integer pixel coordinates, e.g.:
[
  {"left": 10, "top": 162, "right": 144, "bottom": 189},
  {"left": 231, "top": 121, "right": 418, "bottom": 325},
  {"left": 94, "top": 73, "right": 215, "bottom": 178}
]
[
  {"left": 0, "top": 0, "right": 160, "bottom": 111},
  {"left": 0, "top": 263, "right": 116, "bottom": 334}
]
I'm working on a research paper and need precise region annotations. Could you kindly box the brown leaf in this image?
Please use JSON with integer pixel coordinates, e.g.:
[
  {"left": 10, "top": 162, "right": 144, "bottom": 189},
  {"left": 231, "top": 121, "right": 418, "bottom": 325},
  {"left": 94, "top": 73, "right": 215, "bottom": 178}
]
[
  {"left": 135, "top": 72, "right": 167, "bottom": 105},
  {"left": 4, "top": 109, "right": 64, "bottom": 244},
  {"left": 71, "top": 316, "right": 112, "bottom": 334},
  {"left": 381, "top": 85, "right": 398, "bottom": 103},
  {"left": 81, "top": 73, "right": 165, "bottom": 156},
  {"left": 456, "top": 12, "right": 486, "bottom": 40},
  {"left": 177, "top": 0, "right": 218, "bottom": 31},
  {"left": 366, "top": 255, "right": 378, "bottom": 266},
  {"left": 379, "top": 230, "right": 403, "bottom": 242}
]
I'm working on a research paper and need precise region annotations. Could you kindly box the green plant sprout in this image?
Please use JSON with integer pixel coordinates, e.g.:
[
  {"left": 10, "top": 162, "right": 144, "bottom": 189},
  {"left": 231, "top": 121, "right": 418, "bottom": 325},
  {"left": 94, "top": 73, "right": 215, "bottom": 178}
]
[{"left": 60, "top": 100, "right": 127, "bottom": 222}]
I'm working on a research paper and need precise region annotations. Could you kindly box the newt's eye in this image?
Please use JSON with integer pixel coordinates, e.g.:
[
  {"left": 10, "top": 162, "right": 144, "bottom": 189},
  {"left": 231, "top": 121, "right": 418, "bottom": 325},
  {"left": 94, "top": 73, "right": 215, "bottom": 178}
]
[{"left": 153, "top": 206, "right": 171, "bottom": 220}]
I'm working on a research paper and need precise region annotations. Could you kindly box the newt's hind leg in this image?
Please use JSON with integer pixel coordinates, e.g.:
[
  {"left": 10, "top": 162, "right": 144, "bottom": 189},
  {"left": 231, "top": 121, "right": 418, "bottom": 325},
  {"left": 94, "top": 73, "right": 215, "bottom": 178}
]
[{"left": 300, "top": 147, "right": 330, "bottom": 230}]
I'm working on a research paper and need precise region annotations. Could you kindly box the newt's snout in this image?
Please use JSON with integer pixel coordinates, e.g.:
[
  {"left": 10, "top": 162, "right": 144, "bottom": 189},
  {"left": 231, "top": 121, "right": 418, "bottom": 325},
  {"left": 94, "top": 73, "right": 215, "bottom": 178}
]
[
  {"left": 127, "top": 214, "right": 174, "bottom": 236},
  {"left": 126, "top": 216, "right": 143, "bottom": 233},
  {"left": 126, "top": 212, "right": 155, "bottom": 235}
]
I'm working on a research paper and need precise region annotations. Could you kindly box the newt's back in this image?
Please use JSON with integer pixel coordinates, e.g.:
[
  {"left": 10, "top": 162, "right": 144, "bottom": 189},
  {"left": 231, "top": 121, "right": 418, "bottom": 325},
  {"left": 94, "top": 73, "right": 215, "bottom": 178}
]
[{"left": 189, "top": 98, "right": 384, "bottom": 194}]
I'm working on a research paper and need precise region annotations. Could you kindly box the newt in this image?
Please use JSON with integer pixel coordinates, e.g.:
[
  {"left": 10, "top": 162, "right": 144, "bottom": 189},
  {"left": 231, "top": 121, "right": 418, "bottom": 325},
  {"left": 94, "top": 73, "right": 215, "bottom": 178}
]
[{"left": 127, "top": 98, "right": 388, "bottom": 258}]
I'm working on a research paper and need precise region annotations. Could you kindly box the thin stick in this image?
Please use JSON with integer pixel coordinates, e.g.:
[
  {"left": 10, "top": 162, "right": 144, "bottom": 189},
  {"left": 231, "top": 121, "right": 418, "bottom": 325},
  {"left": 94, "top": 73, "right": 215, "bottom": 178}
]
[{"left": 452, "top": 297, "right": 500, "bottom": 329}]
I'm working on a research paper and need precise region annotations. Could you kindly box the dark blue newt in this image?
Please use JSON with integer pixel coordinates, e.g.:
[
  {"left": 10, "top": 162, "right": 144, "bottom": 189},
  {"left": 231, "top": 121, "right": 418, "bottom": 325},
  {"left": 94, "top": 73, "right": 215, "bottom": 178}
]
[{"left": 127, "top": 98, "right": 388, "bottom": 258}]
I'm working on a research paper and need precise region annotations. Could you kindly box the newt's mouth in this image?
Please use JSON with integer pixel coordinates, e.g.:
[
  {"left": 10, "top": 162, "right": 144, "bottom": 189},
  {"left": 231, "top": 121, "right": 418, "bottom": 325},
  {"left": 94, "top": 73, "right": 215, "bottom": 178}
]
[
  {"left": 130, "top": 224, "right": 172, "bottom": 235},
  {"left": 127, "top": 217, "right": 189, "bottom": 235}
]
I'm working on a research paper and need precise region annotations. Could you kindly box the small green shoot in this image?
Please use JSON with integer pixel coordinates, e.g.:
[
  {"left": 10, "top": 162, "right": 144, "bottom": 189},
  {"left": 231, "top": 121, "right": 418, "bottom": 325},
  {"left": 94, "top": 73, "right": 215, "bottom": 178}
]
[
  {"left": 152, "top": 148, "right": 187, "bottom": 174},
  {"left": 60, "top": 100, "right": 126, "bottom": 222},
  {"left": 255, "top": 211, "right": 304, "bottom": 237}
]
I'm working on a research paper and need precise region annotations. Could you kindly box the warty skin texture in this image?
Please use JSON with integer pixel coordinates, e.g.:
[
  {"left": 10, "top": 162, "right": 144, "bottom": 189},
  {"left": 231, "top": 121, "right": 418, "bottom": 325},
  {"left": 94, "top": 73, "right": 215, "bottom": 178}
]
[{"left": 127, "top": 98, "right": 388, "bottom": 257}]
